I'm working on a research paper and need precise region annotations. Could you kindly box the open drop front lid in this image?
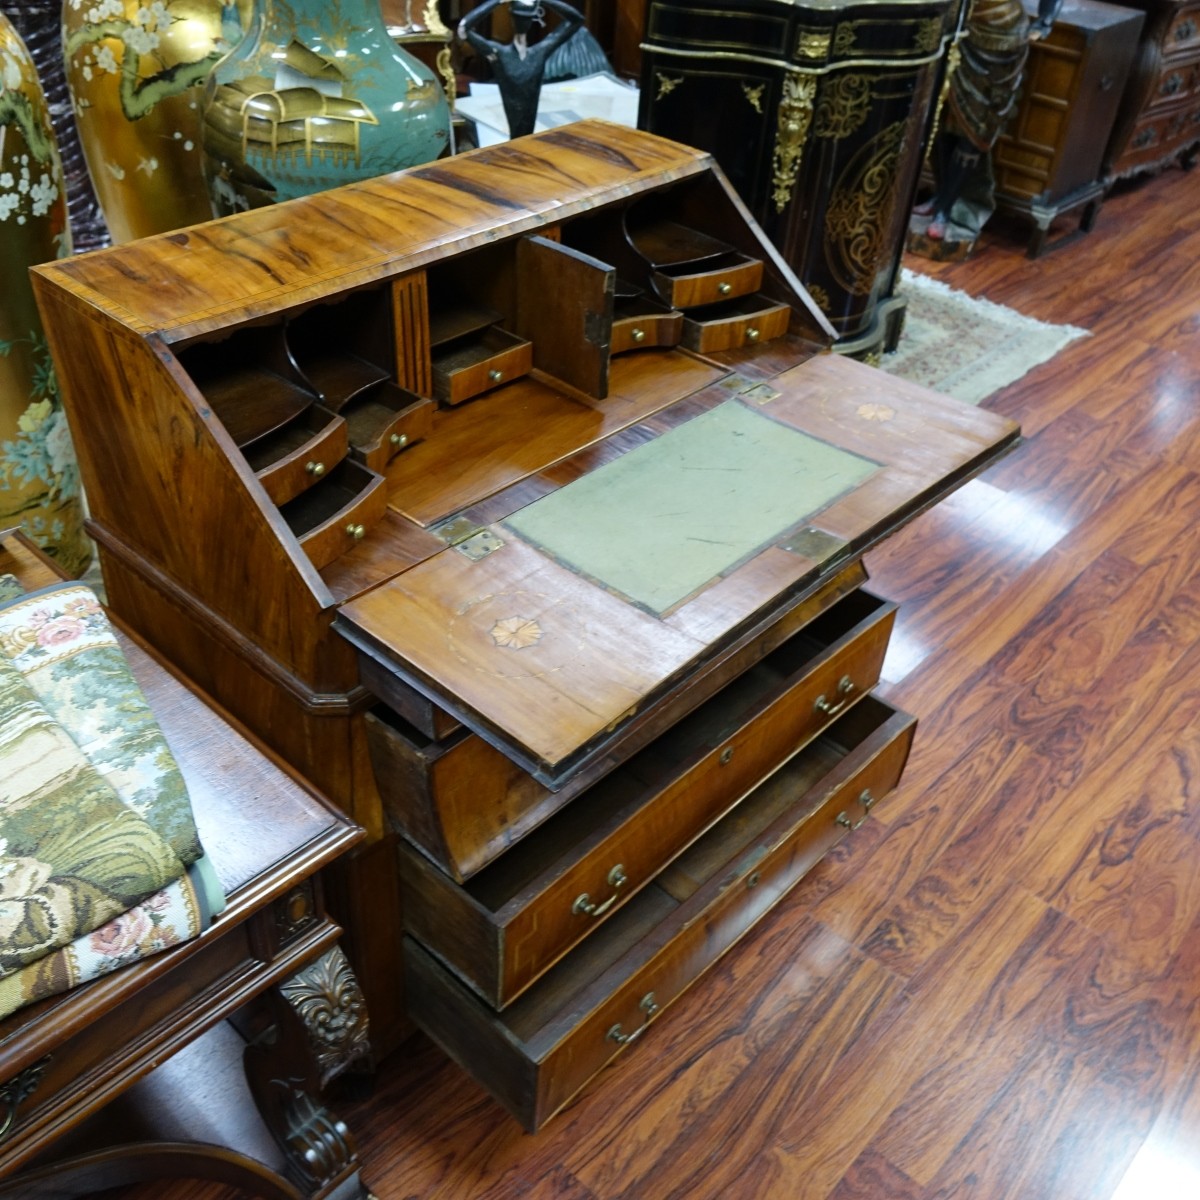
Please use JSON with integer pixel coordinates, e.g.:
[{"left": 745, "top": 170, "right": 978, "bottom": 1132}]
[{"left": 335, "top": 355, "right": 1018, "bottom": 788}]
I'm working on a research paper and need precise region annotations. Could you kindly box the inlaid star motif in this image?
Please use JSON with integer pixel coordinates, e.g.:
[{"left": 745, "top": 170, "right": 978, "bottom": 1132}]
[
  {"left": 857, "top": 402, "right": 895, "bottom": 422},
  {"left": 490, "top": 616, "right": 543, "bottom": 650}
]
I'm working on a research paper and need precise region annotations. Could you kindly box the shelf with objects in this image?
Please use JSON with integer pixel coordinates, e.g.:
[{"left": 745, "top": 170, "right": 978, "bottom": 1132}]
[{"left": 31, "top": 121, "right": 1018, "bottom": 1127}]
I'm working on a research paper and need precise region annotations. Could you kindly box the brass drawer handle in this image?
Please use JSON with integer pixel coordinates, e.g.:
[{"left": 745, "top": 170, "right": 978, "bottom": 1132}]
[
  {"left": 745, "top": 326, "right": 760, "bottom": 343},
  {"left": 488, "top": 368, "right": 504, "bottom": 383},
  {"left": 718, "top": 281, "right": 732, "bottom": 295},
  {"left": 305, "top": 460, "right": 325, "bottom": 477},
  {"left": 573, "top": 864, "right": 628, "bottom": 917},
  {"left": 814, "top": 675, "right": 855, "bottom": 717},
  {"left": 345, "top": 523, "right": 366, "bottom": 540},
  {"left": 835, "top": 788, "right": 875, "bottom": 832},
  {"left": 607, "top": 991, "right": 659, "bottom": 1045},
  {"left": 631, "top": 327, "right": 646, "bottom": 343},
  {"left": 390, "top": 432, "right": 409, "bottom": 450}
]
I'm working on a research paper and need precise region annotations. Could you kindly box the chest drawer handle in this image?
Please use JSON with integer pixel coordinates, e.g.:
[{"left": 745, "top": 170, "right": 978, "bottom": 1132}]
[
  {"left": 607, "top": 992, "right": 659, "bottom": 1045},
  {"left": 815, "top": 675, "right": 855, "bottom": 717},
  {"left": 835, "top": 788, "right": 876, "bottom": 831},
  {"left": 345, "top": 524, "right": 366, "bottom": 540},
  {"left": 390, "top": 432, "right": 409, "bottom": 450},
  {"left": 573, "top": 864, "right": 628, "bottom": 917},
  {"left": 305, "top": 460, "right": 325, "bottom": 477}
]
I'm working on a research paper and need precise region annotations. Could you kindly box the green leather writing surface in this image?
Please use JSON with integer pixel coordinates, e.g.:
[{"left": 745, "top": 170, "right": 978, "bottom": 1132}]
[{"left": 505, "top": 400, "right": 879, "bottom": 614}]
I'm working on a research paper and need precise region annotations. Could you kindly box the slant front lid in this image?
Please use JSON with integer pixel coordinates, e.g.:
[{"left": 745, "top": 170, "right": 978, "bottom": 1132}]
[{"left": 336, "top": 355, "right": 1018, "bottom": 787}]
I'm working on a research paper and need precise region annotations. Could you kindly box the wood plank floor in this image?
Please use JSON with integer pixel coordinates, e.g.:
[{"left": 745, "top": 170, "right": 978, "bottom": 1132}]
[{"left": 122, "top": 163, "right": 1200, "bottom": 1199}]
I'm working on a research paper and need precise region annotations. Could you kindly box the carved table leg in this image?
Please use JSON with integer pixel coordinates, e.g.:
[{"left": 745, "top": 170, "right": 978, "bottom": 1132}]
[
  {"left": 280, "top": 947, "right": 372, "bottom": 1089},
  {"left": 239, "top": 955, "right": 374, "bottom": 1200}
]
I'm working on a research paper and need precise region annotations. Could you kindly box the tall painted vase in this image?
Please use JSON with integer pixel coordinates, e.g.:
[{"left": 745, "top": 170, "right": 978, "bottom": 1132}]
[
  {"left": 61, "top": 0, "right": 249, "bottom": 241},
  {"left": 0, "top": 13, "right": 90, "bottom": 576},
  {"left": 200, "top": 0, "right": 452, "bottom": 216}
]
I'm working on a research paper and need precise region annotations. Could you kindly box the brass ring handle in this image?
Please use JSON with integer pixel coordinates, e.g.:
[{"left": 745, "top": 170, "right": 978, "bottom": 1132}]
[
  {"left": 573, "top": 864, "right": 628, "bottom": 917},
  {"left": 835, "top": 788, "right": 875, "bottom": 832},
  {"left": 345, "top": 523, "right": 366, "bottom": 540},
  {"left": 607, "top": 992, "right": 659, "bottom": 1045},
  {"left": 390, "top": 432, "right": 409, "bottom": 449},
  {"left": 814, "top": 675, "right": 855, "bottom": 717},
  {"left": 305, "top": 461, "right": 325, "bottom": 476}
]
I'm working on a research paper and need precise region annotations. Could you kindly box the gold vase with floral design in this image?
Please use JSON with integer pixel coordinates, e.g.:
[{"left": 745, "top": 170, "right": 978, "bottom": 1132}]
[
  {"left": 0, "top": 12, "right": 90, "bottom": 576},
  {"left": 61, "top": 0, "right": 250, "bottom": 241}
]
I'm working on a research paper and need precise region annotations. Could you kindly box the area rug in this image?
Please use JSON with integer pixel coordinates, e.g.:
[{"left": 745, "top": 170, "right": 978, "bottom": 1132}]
[{"left": 879, "top": 268, "right": 1091, "bottom": 405}]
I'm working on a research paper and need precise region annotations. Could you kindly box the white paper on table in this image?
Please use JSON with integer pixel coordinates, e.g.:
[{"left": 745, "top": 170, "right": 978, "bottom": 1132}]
[{"left": 454, "top": 72, "right": 640, "bottom": 147}]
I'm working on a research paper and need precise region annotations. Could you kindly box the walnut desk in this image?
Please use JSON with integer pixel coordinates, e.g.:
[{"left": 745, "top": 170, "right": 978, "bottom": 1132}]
[
  {"left": 31, "top": 121, "right": 1019, "bottom": 1128},
  {"left": 0, "top": 534, "right": 370, "bottom": 1199}
]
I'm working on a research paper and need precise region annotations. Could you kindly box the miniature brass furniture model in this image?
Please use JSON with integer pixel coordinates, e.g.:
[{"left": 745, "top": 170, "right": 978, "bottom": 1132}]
[
  {"left": 0, "top": 533, "right": 369, "bottom": 1199},
  {"left": 993, "top": 0, "right": 1144, "bottom": 256},
  {"left": 31, "top": 121, "right": 1018, "bottom": 1130},
  {"left": 637, "top": 0, "right": 958, "bottom": 357}
]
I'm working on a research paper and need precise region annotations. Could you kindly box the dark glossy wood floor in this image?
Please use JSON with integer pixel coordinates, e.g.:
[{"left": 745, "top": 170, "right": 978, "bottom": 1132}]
[{"left": 129, "top": 164, "right": 1200, "bottom": 1199}]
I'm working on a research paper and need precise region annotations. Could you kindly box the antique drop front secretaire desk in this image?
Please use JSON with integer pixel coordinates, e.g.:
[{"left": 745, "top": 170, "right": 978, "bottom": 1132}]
[{"left": 31, "top": 121, "right": 1018, "bottom": 1130}]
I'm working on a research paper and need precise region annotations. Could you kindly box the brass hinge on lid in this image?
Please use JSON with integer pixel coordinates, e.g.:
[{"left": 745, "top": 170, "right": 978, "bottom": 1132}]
[{"left": 433, "top": 516, "right": 506, "bottom": 561}]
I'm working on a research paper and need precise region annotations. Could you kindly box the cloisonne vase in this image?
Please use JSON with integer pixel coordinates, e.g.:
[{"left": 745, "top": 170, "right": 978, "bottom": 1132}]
[
  {"left": 200, "top": 0, "right": 452, "bottom": 216},
  {"left": 0, "top": 13, "right": 90, "bottom": 576},
  {"left": 61, "top": 0, "right": 250, "bottom": 241}
]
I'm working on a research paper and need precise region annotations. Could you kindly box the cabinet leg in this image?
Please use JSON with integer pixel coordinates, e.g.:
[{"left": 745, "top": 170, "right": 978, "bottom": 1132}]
[
  {"left": 280, "top": 946, "right": 373, "bottom": 1090},
  {"left": 241, "top": 969, "right": 373, "bottom": 1200}
]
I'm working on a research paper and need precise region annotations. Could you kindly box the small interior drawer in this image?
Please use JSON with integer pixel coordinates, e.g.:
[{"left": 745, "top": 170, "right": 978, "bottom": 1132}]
[
  {"left": 651, "top": 252, "right": 763, "bottom": 309},
  {"left": 404, "top": 695, "right": 917, "bottom": 1131},
  {"left": 681, "top": 294, "right": 791, "bottom": 354},
  {"left": 331, "top": 384, "right": 434, "bottom": 473},
  {"left": 431, "top": 326, "right": 533, "bottom": 406},
  {"left": 397, "top": 589, "right": 895, "bottom": 1007},
  {"left": 610, "top": 295, "right": 683, "bottom": 354},
  {"left": 242, "top": 406, "right": 348, "bottom": 507},
  {"left": 278, "top": 458, "right": 387, "bottom": 569}
]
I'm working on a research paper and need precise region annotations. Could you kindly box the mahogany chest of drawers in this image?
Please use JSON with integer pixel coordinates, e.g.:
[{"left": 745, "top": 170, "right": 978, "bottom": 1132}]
[{"left": 31, "top": 122, "right": 1017, "bottom": 1127}]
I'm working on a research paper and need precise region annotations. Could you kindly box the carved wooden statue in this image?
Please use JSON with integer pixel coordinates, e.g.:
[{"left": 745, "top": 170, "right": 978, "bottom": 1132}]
[
  {"left": 911, "top": 0, "right": 1063, "bottom": 254},
  {"left": 457, "top": 0, "right": 584, "bottom": 137}
]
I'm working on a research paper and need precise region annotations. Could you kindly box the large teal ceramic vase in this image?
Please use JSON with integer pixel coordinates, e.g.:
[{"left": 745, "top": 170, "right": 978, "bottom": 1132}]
[
  {"left": 200, "top": 0, "right": 452, "bottom": 215},
  {"left": 0, "top": 11, "right": 90, "bottom": 577}
]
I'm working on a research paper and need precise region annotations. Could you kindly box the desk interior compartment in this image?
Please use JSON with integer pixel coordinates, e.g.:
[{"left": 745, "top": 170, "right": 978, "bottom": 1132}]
[
  {"left": 681, "top": 294, "right": 791, "bottom": 353},
  {"left": 399, "top": 588, "right": 895, "bottom": 1008},
  {"left": 286, "top": 287, "right": 395, "bottom": 410},
  {"left": 241, "top": 405, "right": 349, "bottom": 507},
  {"left": 278, "top": 458, "right": 387, "bottom": 570},
  {"left": 330, "top": 383, "right": 434, "bottom": 473},
  {"left": 178, "top": 322, "right": 318, "bottom": 450},
  {"left": 405, "top": 694, "right": 916, "bottom": 1131}
]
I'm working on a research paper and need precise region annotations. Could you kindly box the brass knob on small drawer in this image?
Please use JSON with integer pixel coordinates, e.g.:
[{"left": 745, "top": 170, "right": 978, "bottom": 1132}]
[
  {"left": 631, "top": 327, "right": 646, "bottom": 343},
  {"left": 345, "top": 523, "right": 366, "bottom": 540},
  {"left": 719, "top": 746, "right": 735, "bottom": 765},
  {"left": 718, "top": 281, "right": 732, "bottom": 295},
  {"left": 390, "top": 432, "right": 409, "bottom": 449},
  {"left": 305, "top": 461, "right": 325, "bottom": 477},
  {"left": 746, "top": 327, "right": 760, "bottom": 343},
  {"left": 488, "top": 368, "right": 504, "bottom": 383}
]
